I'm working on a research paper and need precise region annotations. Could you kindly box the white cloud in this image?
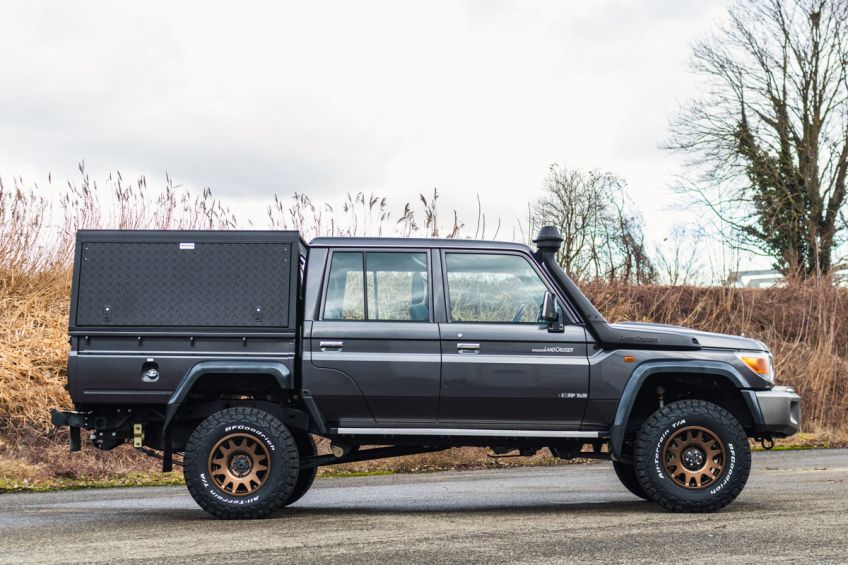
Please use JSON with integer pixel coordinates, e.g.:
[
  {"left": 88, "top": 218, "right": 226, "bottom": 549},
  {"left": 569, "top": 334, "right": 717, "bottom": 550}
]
[{"left": 0, "top": 0, "right": 733, "bottom": 245}]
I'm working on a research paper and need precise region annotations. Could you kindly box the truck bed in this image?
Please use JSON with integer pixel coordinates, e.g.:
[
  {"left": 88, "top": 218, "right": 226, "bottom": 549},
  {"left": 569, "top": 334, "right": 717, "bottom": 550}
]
[{"left": 67, "top": 230, "right": 304, "bottom": 407}]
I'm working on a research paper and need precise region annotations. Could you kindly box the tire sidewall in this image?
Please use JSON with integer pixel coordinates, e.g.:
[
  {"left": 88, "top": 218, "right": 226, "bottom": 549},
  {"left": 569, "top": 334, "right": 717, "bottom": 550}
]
[
  {"left": 186, "top": 412, "right": 297, "bottom": 510},
  {"left": 640, "top": 409, "right": 746, "bottom": 504}
]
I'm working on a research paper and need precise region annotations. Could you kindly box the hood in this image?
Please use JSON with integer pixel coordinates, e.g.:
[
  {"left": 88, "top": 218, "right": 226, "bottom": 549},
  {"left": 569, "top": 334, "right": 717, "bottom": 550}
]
[{"left": 610, "top": 322, "right": 768, "bottom": 352}]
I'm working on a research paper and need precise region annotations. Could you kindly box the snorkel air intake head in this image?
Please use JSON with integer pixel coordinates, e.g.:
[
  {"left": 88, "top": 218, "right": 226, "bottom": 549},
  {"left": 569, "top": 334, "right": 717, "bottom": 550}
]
[
  {"left": 533, "top": 226, "right": 563, "bottom": 259},
  {"left": 532, "top": 225, "right": 606, "bottom": 325}
]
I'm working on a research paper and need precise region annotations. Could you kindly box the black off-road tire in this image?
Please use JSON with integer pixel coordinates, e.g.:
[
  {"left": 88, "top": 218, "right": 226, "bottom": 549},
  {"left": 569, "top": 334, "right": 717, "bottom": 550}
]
[
  {"left": 184, "top": 407, "right": 300, "bottom": 519},
  {"left": 612, "top": 460, "right": 649, "bottom": 500},
  {"left": 634, "top": 399, "right": 751, "bottom": 513},
  {"left": 284, "top": 432, "right": 318, "bottom": 506}
]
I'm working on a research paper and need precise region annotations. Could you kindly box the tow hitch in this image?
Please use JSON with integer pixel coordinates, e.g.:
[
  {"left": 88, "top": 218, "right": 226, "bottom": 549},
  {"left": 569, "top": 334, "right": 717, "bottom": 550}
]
[{"left": 50, "top": 409, "right": 87, "bottom": 452}]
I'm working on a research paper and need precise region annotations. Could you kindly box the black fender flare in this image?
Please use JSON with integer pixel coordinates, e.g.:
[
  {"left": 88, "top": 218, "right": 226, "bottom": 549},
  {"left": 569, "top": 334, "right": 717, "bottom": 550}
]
[
  {"left": 159, "top": 360, "right": 328, "bottom": 472},
  {"left": 608, "top": 360, "right": 763, "bottom": 461},
  {"left": 163, "top": 360, "right": 296, "bottom": 431}
]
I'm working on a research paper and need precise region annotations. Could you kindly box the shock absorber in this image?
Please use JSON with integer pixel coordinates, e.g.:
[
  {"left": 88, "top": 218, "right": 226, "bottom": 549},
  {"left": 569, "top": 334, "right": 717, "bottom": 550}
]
[{"left": 656, "top": 386, "right": 666, "bottom": 408}]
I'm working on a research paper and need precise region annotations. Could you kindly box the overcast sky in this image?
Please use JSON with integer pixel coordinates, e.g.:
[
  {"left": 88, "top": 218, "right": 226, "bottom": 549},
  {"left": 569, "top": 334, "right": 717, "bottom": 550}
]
[{"left": 0, "top": 0, "right": 733, "bottom": 246}]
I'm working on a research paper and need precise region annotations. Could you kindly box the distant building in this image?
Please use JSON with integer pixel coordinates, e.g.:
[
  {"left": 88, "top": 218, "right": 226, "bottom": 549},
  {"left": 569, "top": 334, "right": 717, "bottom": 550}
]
[{"left": 727, "top": 266, "right": 848, "bottom": 288}]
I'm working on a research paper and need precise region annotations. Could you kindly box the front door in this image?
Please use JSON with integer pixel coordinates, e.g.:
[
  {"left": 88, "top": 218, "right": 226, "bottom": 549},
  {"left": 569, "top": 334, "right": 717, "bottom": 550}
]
[
  {"left": 310, "top": 249, "right": 440, "bottom": 424},
  {"left": 437, "top": 251, "right": 589, "bottom": 427}
]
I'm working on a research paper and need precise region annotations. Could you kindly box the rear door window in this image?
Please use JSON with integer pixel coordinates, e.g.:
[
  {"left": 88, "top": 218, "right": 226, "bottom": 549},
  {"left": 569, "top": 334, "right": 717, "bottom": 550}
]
[{"left": 323, "top": 251, "right": 429, "bottom": 321}]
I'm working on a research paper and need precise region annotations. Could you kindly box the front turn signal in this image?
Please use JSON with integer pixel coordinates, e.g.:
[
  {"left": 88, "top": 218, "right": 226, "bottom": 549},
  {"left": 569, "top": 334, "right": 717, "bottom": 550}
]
[{"left": 736, "top": 353, "right": 774, "bottom": 382}]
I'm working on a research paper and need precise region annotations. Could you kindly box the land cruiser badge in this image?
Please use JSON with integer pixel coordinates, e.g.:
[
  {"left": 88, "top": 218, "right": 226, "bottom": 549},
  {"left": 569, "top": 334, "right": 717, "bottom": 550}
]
[{"left": 531, "top": 346, "right": 575, "bottom": 353}]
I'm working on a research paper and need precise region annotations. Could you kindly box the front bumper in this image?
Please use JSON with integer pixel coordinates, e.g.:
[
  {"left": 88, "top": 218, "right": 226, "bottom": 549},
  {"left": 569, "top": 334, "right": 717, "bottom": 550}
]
[{"left": 753, "top": 386, "right": 801, "bottom": 437}]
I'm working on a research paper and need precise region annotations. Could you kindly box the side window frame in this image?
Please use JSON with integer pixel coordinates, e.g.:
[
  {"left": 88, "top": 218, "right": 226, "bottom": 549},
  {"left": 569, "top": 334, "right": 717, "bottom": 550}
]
[
  {"left": 439, "top": 249, "right": 579, "bottom": 325},
  {"left": 320, "top": 248, "right": 434, "bottom": 323}
]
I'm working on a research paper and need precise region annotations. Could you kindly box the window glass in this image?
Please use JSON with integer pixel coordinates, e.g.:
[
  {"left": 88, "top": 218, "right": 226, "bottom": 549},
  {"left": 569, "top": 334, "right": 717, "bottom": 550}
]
[
  {"left": 323, "top": 251, "right": 429, "bottom": 321},
  {"left": 366, "top": 252, "right": 429, "bottom": 321},
  {"left": 445, "top": 253, "right": 549, "bottom": 323},
  {"left": 324, "top": 252, "right": 365, "bottom": 320}
]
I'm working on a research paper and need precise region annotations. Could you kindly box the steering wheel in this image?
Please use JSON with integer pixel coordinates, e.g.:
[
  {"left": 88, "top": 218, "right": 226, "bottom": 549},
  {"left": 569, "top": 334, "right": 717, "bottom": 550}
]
[{"left": 512, "top": 303, "right": 526, "bottom": 323}]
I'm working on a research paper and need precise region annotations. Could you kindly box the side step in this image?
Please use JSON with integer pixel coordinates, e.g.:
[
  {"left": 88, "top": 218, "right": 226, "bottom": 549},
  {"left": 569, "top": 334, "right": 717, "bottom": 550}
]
[{"left": 333, "top": 427, "right": 608, "bottom": 438}]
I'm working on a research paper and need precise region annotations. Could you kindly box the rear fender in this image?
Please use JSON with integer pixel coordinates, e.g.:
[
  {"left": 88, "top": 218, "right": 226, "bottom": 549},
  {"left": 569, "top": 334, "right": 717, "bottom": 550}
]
[{"left": 163, "top": 361, "right": 296, "bottom": 430}]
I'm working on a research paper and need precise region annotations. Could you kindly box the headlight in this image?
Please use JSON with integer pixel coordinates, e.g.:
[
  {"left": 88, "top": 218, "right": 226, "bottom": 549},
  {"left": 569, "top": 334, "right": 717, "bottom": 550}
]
[{"left": 736, "top": 352, "right": 775, "bottom": 383}]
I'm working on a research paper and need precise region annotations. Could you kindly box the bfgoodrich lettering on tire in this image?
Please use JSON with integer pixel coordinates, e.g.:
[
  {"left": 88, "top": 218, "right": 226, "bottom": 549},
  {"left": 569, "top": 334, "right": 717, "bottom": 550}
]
[
  {"left": 184, "top": 407, "right": 300, "bottom": 519},
  {"left": 634, "top": 399, "right": 751, "bottom": 513}
]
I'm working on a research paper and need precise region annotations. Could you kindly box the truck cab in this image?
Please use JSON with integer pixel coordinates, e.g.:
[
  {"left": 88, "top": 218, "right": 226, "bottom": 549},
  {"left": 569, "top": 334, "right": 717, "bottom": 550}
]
[
  {"left": 304, "top": 237, "right": 591, "bottom": 431},
  {"left": 51, "top": 227, "right": 801, "bottom": 518}
]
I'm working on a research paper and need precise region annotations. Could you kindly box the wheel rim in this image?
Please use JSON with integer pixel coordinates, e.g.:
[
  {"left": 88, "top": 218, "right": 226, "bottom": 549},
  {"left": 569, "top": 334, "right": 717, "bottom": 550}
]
[
  {"left": 207, "top": 433, "right": 271, "bottom": 496},
  {"left": 661, "top": 425, "right": 725, "bottom": 490}
]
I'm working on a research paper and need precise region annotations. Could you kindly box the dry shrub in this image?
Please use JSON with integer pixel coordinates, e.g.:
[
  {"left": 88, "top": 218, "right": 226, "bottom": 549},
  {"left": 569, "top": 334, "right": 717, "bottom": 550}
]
[
  {"left": 0, "top": 268, "right": 71, "bottom": 430},
  {"left": 0, "top": 267, "right": 165, "bottom": 482}
]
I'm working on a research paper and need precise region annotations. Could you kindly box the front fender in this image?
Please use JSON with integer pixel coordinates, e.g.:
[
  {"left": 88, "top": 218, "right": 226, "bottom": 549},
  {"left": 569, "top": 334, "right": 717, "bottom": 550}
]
[{"left": 608, "top": 360, "right": 762, "bottom": 461}]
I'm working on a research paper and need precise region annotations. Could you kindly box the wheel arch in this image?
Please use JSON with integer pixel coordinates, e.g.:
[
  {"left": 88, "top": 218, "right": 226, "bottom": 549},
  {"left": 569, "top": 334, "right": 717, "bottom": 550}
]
[
  {"left": 163, "top": 361, "right": 294, "bottom": 429},
  {"left": 609, "top": 361, "right": 763, "bottom": 461},
  {"left": 163, "top": 361, "right": 327, "bottom": 434}
]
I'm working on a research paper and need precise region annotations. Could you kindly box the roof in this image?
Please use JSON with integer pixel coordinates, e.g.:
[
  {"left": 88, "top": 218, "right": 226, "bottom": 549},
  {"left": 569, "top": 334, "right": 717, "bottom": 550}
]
[{"left": 309, "top": 237, "right": 533, "bottom": 252}]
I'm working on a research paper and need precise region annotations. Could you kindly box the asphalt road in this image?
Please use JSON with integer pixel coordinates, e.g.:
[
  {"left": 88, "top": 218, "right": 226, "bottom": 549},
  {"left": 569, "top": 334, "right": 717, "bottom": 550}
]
[{"left": 1, "top": 449, "right": 846, "bottom": 564}]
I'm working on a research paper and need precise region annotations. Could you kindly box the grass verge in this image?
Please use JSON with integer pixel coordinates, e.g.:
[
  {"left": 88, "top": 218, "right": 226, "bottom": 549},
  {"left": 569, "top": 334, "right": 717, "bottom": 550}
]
[{"left": 0, "top": 472, "right": 185, "bottom": 493}]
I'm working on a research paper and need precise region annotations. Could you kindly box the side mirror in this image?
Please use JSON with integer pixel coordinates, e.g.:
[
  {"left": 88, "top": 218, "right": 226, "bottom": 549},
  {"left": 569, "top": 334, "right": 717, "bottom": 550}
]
[
  {"left": 541, "top": 291, "right": 564, "bottom": 333},
  {"left": 541, "top": 291, "right": 558, "bottom": 322}
]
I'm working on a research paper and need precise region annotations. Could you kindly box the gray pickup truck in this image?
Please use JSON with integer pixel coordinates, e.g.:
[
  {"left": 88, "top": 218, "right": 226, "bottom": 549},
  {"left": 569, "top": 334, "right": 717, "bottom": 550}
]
[{"left": 51, "top": 227, "right": 800, "bottom": 518}]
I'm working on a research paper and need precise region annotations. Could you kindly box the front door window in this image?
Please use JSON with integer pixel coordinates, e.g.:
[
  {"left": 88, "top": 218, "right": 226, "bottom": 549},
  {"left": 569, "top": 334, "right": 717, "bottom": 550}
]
[{"left": 445, "top": 253, "right": 549, "bottom": 324}]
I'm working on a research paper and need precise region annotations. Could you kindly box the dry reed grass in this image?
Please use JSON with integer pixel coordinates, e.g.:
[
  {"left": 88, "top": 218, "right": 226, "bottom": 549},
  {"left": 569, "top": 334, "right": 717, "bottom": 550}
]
[{"left": 0, "top": 170, "right": 845, "bottom": 485}]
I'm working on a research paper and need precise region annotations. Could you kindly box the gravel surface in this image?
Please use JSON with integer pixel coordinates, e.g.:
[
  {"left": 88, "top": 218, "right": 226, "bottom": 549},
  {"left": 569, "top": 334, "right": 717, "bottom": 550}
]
[{"left": 1, "top": 449, "right": 846, "bottom": 564}]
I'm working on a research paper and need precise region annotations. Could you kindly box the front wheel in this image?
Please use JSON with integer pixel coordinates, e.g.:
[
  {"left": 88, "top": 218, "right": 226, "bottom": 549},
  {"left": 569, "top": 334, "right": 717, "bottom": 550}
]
[
  {"left": 184, "top": 407, "right": 300, "bottom": 519},
  {"left": 634, "top": 399, "right": 751, "bottom": 513},
  {"left": 612, "top": 461, "right": 649, "bottom": 500}
]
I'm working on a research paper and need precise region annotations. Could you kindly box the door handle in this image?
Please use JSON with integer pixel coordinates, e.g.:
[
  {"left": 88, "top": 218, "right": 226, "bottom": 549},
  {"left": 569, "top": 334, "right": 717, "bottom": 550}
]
[
  {"left": 457, "top": 342, "right": 480, "bottom": 353},
  {"left": 319, "top": 340, "right": 344, "bottom": 350}
]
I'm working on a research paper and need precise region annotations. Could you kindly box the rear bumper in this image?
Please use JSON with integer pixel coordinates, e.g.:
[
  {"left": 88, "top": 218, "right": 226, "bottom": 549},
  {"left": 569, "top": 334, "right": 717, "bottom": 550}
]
[{"left": 753, "top": 386, "right": 801, "bottom": 437}]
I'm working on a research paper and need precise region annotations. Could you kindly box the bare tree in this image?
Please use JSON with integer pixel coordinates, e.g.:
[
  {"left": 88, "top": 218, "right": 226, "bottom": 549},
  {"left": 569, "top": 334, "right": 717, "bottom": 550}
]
[
  {"left": 668, "top": 0, "right": 848, "bottom": 277},
  {"left": 531, "top": 164, "right": 657, "bottom": 284},
  {"left": 654, "top": 225, "right": 704, "bottom": 285}
]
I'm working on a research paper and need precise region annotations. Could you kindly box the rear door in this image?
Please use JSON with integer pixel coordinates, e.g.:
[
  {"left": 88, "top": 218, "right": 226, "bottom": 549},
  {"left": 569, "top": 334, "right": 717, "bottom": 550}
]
[
  {"left": 437, "top": 250, "right": 589, "bottom": 427},
  {"left": 310, "top": 249, "right": 440, "bottom": 423}
]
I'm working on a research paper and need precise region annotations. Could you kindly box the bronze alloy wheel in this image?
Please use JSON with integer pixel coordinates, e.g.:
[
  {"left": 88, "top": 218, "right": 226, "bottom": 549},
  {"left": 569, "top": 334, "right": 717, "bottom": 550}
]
[
  {"left": 208, "top": 433, "right": 271, "bottom": 496},
  {"left": 661, "top": 425, "right": 726, "bottom": 489}
]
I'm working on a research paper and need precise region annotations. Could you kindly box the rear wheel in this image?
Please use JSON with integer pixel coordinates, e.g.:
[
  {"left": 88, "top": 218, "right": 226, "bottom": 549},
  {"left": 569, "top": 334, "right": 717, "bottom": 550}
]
[
  {"left": 612, "top": 460, "right": 649, "bottom": 500},
  {"left": 634, "top": 399, "right": 751, "bottom": 512},
  {"left": 184, "top": 407, "right": 300, "bottom": 519}
]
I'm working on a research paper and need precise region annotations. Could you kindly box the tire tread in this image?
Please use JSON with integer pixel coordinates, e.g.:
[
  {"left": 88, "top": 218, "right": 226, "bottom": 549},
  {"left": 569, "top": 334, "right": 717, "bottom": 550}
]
[{"left": 285, "top": 432, "right": 317, "bottom": 506}]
